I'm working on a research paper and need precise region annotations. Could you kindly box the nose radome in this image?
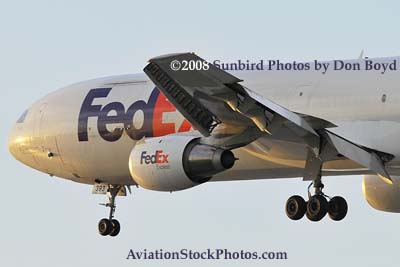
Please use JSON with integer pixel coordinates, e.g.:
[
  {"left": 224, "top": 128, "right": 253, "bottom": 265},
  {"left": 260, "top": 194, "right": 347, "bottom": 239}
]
[
  {"left": 9, "top": 107, "right": 33, "bottom": 163},
  {"left": 8, "top": 124, "right": 21, "bottom": 161},
  {"left": 8, "top": 122, "right": 32, "bottom": 164}
]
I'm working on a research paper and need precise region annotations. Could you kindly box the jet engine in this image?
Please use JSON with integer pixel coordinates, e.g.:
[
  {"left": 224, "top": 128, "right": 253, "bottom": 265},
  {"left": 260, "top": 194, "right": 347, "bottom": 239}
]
[
  {"left": 129, "top": 135, "right": 236, "bottom": 191},
  {"left": 362, "top": 175, "right": 400, "bottom": 212}
]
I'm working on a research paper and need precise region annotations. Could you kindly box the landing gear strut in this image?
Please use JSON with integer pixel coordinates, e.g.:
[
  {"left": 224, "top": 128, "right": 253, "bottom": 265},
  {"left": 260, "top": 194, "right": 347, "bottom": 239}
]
[
  {"left": 98, "top": 185, "right": 122, "bottom": 236},
  {"left": 285, "top": 175, "right": 348, "bottom": 222}
]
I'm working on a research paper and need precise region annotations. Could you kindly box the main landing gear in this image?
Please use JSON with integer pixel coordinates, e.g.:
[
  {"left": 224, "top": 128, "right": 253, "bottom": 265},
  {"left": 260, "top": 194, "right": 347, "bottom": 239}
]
[
  {"left": 285, "top": 178, "right": 348, "bottom": 222},
  {"left": 98, "top": 185, "right": 122, "bottom": 237}
]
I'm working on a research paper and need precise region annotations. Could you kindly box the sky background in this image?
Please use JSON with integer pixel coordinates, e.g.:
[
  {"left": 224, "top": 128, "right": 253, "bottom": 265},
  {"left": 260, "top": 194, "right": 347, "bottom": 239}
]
[{"left": 1, "top": 0, "right": 400, "bottom": 266}]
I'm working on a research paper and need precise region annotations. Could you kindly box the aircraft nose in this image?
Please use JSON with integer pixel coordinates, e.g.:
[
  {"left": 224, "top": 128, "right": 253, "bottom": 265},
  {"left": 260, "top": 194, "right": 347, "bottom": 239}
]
[
  {"left": 9, "top": 109, "right": 31, "bottom": 162},
  {"left": 8, "top": 123, "right": 38, "bottom": 170},
  {"left": 8, "top": 124, "right": 23, "bottom": 161},
  {"left": 8, "top": 124, "right": 35, "bottom": 167}
]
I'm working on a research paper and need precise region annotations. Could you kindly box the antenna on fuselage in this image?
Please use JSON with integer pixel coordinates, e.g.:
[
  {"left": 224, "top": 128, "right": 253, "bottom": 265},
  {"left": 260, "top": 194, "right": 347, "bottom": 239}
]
[{"left": 358, "top": 49, "right": 364, "bottom": 59}]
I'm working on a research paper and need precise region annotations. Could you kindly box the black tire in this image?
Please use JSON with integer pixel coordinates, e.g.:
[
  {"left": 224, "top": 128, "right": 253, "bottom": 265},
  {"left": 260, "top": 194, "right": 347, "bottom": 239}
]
[
  {"left": 98, "top": 218, "right": 112, "bottom": 236},
  {"left": 328, "top": 196, "right": 348, "bottom": 221},
  {"left": 306, "top": 195, "right": 328, "bottom": 221},
  {"left": 285, "top": 195, "right": 306, "bottom": 220},
  {"left": 109, "top": 219, "right": 121, "bottom": 237}
]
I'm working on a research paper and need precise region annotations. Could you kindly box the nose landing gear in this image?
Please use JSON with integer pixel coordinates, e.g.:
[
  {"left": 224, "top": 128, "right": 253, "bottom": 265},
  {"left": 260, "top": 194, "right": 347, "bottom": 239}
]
[{"left": 98, "top": 185, "right": 122, "bottom": 237}]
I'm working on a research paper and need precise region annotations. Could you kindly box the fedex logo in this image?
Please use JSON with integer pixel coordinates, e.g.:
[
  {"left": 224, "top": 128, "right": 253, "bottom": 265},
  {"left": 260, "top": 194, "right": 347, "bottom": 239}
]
[
  {"left": 140, "top": 150, "right": 169, "bottom": 164},
  {"left": 78, "top": 88, "right": 192, "bottom": 142}
]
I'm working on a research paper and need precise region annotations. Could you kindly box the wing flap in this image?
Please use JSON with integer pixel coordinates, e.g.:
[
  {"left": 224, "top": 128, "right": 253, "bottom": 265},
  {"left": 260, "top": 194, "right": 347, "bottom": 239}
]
[{"left": 320, "top": 130, "right": 392, "bottom": 181}]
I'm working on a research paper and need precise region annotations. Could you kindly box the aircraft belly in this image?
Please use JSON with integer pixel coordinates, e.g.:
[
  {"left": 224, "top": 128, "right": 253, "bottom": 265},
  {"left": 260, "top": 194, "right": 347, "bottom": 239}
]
[{"left": 212, "top": 135, "right": 400, "bottom": 182}]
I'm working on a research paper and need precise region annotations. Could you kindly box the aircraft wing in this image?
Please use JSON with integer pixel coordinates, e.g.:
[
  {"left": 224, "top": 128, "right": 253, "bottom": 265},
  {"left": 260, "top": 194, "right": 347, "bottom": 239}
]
[{"left": 143, "top": 53, "right": 393, "bottom": 181}]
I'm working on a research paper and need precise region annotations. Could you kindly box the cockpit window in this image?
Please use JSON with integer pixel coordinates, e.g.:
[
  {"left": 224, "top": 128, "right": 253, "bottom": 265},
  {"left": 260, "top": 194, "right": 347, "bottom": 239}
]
[{"left": 17, "top": 109, "right": 28, "bottom": 123}]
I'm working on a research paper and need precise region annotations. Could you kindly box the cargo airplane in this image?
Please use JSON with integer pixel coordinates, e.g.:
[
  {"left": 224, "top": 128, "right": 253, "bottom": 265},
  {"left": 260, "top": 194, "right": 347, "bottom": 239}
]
[{"left": 8, "top": 53, "right": 400, "bottom": 236}]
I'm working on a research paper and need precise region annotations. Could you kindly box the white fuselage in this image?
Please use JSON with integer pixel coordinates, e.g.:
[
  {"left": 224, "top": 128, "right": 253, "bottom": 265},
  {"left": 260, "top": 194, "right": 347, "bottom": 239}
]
[{"left": 8, "top": 57, "right": 400, "bottom": 185}]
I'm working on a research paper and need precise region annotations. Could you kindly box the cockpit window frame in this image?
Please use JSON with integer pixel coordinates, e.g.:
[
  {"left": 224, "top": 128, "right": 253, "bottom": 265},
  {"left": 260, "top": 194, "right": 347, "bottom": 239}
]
[{"left": 16, "top": 109, "right": 28, "bottom": 123}]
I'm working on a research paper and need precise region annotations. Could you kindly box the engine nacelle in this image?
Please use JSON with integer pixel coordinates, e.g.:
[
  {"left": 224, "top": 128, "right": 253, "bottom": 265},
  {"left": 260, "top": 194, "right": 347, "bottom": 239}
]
[
  {"left": 129, "top": 135, "right": 236, "bottom": 191},
  {"left": 362, "top": 175, "right": 400, "bottom": 212}
]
